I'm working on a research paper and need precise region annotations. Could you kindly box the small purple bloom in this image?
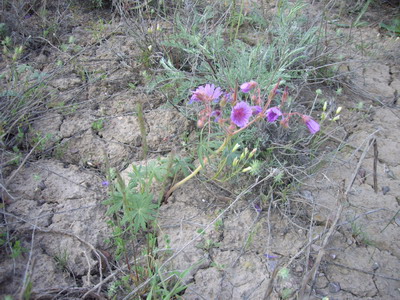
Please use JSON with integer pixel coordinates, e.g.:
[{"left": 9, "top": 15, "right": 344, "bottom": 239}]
[
  {"left": 240, "top": 81, "right": 257, "bottom": 93},
  {"left": 253, "top": 202, "right": 262, "bottom": 213},
  {"left": 251, "top": 105, "right": 262, "bottom": 116},
  {"left": 266, "top": 107, "right": 282, "bottom": 122},
  {"left": 231, "top": 102, "right": 252, "bottom": 128},
  {"left": 210, "top": 110, "right": 222, "bottom": 122},
  {"left": 190, "top": 84, "right": 223, "bottom": 104},
  {"left": 302, "top": 115, "right": 320, "bottom": 134},
  {"left": 224, "top": 92, "right": 233, "bottom": 102},
  {"left": 102, "top": 181, "right": 109, "bottom": 187}
]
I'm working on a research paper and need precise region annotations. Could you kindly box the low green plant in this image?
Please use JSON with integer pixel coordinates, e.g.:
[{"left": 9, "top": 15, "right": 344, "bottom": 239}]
[
  {"left": 146, "top": 266, "right": 191, "bottom": 299},
  {"left": 92, "top": 119, "right": 104, "bottom": 132},
  {"left": 152, "top": 0, "right": 321, "bottom": 106},
  {"left": 196, "top": 239, "right": 220, "bottom": 251},
  {"left": 210, "top": 261, "right": 226, "bottom": 271},
  {"left": 380, "top": 17, "right": 400, "bottom": 36},
  {"left": 10, "top": 240, "right": 27, "bottom": 259},
  {"left": 54, "top": 249, "right": 70, "bottom": 272},
  {"left": 351, "top": 222, "right": 374, "bottom": 246},
  {"left": 103, "top": 155, "right": 191, "bottom": 296},
  {"left": 164, "top": 79, "right": 320, "bottom": 200}
]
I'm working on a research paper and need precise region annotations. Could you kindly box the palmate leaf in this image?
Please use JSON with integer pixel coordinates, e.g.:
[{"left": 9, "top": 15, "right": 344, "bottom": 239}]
[
  {"left": 103, "top": 192, "right": 123, "bottom": 215},
  {"left": 121, "top": 191, "right": 158, "bottom": 232}
]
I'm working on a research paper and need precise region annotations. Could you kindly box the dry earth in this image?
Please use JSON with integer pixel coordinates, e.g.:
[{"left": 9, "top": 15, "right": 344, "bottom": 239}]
[{"left": 1, "top": 1, "right": 399, "bottom": 299}]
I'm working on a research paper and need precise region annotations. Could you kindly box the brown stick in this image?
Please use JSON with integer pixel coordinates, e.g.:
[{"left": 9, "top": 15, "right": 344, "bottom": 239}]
[
  {"left": 373, "top": 139, "right": 378, "bottom": 193},
  {"left": 297, "top": 181, "right": 346, "bottom": 299}
]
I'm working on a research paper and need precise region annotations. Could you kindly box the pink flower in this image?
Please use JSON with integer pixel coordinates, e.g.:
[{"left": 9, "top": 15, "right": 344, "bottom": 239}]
[
  {"left": 302, "top": 115, "right": 320, "bottom": 134},
  {"left": 190, "top": 84, "right": 222, "bottom": 104},
  {"left": 240, "top": 81, "right": 258, "bottom": 93},
  {"left": 231, "top": 102, "right": 252, "bottom": 128},
  {"left": 251, "top": 106, "right": 262, "bottom": 115},
  {"left": 266, "top": 107, "right": 282, "bottom": 122}
]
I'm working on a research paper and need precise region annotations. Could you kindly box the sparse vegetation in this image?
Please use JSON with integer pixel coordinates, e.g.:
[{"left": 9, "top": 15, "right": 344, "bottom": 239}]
[{"left": 1, "top": 0, "right": 399, "bottom": 299}]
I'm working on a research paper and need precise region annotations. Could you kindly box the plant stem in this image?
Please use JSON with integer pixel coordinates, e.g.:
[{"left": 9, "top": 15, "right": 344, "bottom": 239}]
[
  {"left": 137, "top": 102, "right": 148, "bottom": 160},
  {"left": 164, "top": 136, "right": 231, "bottom": 200}
]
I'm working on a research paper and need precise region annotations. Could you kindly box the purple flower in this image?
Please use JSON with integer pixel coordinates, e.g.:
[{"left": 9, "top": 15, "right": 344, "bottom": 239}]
[
  {"left": 102, "top": 181, "right": 109, "bottom": 187},
  {"left": 253, "top": 202, "right": 262, "bottom": 213},
  {"left": 240, "top": 81, "right": 258, "bottom": 93},
  {"left": 190, "top": 84, "right": 222, "bottom": 104},
  {"left": 251, "top": 106, "right": 262, "bottom": 116},
  {"left": 210, "top": 110, "right": 222, "bottom": 122},
  {"left": 302, "top": 115, "right": 320, "bottom": 134},
  {"left": 224, "top": 92, "right": 233, "bottom": 102},
  {"left": 231, "top": 102, "right": 252, "bottom": 128},
  {"left": 266, "top": 107, "right": 282, "bottom": 122}
]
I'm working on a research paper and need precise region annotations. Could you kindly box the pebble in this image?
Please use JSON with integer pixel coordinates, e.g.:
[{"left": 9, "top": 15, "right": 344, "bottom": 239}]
[
  {"left": 382, "top": 186, "right": 390, "bottom": 195},
  {"left": 295, "top": 265, "right": 304, "bottom": 273},
  {"left": 372, "top": 262, "right": 380, "bottom": 270},
  {"left": 328, "top": 282, "right": 341, "bottom": 293}
]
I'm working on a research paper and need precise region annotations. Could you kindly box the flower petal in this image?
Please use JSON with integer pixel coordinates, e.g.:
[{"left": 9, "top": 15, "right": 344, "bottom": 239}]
[{"left": 231, "top": 102, "right": 252, "bottom": 127}]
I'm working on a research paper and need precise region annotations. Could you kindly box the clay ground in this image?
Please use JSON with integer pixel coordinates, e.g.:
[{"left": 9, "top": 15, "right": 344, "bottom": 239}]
[{"left": 1, "top": 1, "right": 399, "bottom": 299}]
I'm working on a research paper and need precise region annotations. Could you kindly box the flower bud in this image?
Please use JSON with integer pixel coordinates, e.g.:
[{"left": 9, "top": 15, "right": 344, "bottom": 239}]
[
  {"left": 232, "top": 157, "right": 239, "bottom": 166},
  {"left": 197, "top": 118, "right": 205, "bottom": 128},
  {"left": 249, "top": 148, "right": 257, "bottom": 158},
  {"left": 231, "top": 143, "right": 240, "bottom": 152},
  {"left": 240, "top": 151, "right": 246, "bottom": 160},
  {"left": 322, "top": 101, "right": 327, "bottom": 112},
  {"left": 242, "top": 167, "right": 252, "bottom": 172},
  {"left": 281, "top": 87, "right": 289, "bottom": 104},
  {"left": 335, "top": 106, "right": 342, "bottom": 115},
  {"left": 332, "top": 115, "right": 340, "bottom": 121}
]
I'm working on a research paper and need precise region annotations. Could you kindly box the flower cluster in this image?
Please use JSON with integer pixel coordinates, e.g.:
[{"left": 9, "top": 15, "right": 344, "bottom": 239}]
[
  {"left": 189, "top": 80, "right": 320, "bottom": 135},
  {"left": 165, "top": 80, "right": 320, "bottom": 199}
]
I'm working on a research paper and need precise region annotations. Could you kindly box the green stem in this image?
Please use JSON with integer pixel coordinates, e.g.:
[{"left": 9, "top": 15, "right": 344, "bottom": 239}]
[{"left": 164, "top": 136, "right": 231, "bottom": 199}]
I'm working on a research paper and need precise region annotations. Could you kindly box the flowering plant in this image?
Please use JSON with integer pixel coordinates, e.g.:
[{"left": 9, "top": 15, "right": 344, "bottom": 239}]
[{"left": 164, "top": 80, "right": 319, "bottom": 200}]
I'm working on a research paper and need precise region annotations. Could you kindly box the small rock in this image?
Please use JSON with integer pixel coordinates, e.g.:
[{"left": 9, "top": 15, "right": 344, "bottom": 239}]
[
  {"left": 328, "top": 282, "right": 341, "bottom": 293},
  {"left": 38, "top": 181, "right": 47, "bottom": 191},
  {"left": 314, "top": 214, "right": 327, "bottom": 225},
  {"left": 382, "top": 186, "right": 390, "bottom": 195},
  {"left": 295, "top": 265, "right": 304, "bottom": 273},
  {"left": 372, "top": 262, "right": 380, "bottom": 270},
  {"left": 330, "top": 253, "right": 337, "bottom": 260}
]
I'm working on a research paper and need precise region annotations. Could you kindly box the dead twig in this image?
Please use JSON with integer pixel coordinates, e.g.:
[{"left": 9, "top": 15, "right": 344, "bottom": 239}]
[
  {"left": 373, "top": 138, "right": 378, "bottom": 193},
  {"left": 297, "top": 134, "right": 377, "bottom": 299},
  {"left": 297, "top": 180, "right": 346, "bottom": 299}
]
